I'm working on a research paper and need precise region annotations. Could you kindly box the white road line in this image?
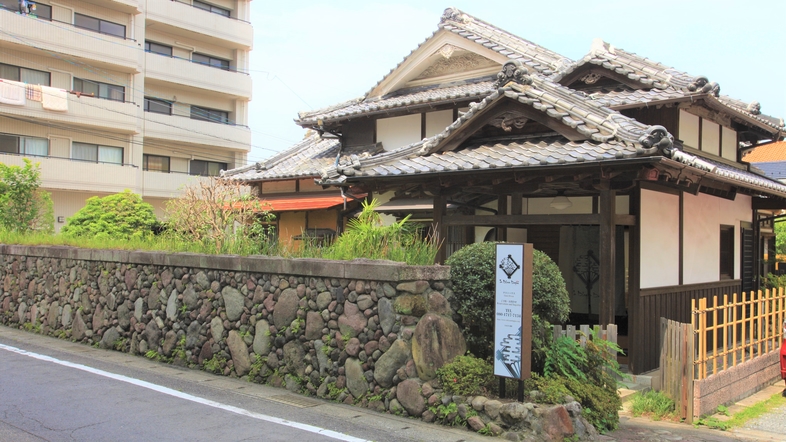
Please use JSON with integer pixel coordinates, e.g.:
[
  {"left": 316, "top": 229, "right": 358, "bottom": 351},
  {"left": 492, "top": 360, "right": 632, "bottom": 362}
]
[{"left": 0, "top": 343, "right": 368, "bottom": 442}]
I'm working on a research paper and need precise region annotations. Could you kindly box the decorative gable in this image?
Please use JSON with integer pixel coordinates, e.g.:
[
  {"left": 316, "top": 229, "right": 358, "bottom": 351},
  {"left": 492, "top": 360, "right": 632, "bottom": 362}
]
[{"left": 411, "top": 48, "right": 498, "bottom": 83}]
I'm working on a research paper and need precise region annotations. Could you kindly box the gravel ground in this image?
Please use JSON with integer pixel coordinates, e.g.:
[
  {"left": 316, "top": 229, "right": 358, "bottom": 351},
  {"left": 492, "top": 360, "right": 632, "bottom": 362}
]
[{"left": 740, "top": 397, "right": 786, "bottom": 434}]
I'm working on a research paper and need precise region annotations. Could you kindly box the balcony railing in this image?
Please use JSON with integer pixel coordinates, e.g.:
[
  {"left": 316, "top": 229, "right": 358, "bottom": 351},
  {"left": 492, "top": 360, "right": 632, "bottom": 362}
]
[
  {"left": 145, "top": 52, "right": 251, "bottom": 98},
  {"left": 0, "top": 152, "right": 138, "bottom": 193},
  {"left": 145, "top": 0, "right": 252, "bottom": 49},
  {"left": 0, "top": 8, "right": 139, "bottom": 71}
]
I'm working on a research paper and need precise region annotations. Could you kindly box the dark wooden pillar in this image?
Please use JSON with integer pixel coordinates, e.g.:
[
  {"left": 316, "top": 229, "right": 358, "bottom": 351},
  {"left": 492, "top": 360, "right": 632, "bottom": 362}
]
[
  {"left": 599, "top": 189, "right": 616, "bottom": 327},
  {"left": 496, "top": 195, "right": 508, "bottom": 241},
  {"left": 433, "top": 195, "right": 447, "bottom": 264},
  {"left": 628, "top": 187, "right": 642, "bottom": 373}
]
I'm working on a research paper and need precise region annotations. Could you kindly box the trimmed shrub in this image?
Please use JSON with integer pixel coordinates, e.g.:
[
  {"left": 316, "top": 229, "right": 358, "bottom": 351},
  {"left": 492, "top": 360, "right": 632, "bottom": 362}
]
[
  {"left": 62, "top": 190, "right": 157, "bottom": 240},
  {"left": 445, "top": 242, "right": 570, "bottom": 362},
  {"left": 436, "top": 354, "right": 494, "bottom": 396}
]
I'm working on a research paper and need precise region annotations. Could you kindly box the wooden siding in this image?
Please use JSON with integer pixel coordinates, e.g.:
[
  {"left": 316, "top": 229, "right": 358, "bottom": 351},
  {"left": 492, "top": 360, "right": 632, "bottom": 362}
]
[{"left": 630, "top": 280, "right": 741, "bottom": 374}]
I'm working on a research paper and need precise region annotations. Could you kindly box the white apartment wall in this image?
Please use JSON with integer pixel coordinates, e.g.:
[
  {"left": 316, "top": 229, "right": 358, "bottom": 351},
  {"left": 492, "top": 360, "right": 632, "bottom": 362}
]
[
  {"left": 0, "top": 119, "right": 132, "bottom": 161},
  {"left": 145, "top": 82, "right": 236, "bottom": 115},
  {"left": 377, "top": 115, "right": 421, "bottom": 151},
  {"left": 145, "top": 28, "right": 236, "bottom": 63},
  {"left": 683, "top": 193, "right": 751, "bottom": 284},
  {"left": 640, "top": 189, "right": 680, "bottom": 288},
  {"left": 47, "top": 0, "right": 134, "bottom": 34}
]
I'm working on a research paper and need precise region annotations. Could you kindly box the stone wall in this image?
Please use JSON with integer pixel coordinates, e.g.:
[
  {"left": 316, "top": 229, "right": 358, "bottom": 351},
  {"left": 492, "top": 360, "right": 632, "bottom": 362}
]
[
  {"left": 0, "top": 244, "right": 597, "bottom": 440},
  {"left": 693, "top": 350, "right": 780, "bottom": 417}
]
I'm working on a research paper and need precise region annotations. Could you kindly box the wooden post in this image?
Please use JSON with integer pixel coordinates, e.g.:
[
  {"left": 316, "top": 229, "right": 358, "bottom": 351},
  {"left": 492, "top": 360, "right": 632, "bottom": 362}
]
[
  {"left": 433, "top": 195, "right": 447, "bottom": 264},
  {"left": 599, "top": 189, "right": 616, "bottom": 327},
  {"left": 496, "top": 195, "right": 508, "bottom": 242},
  {"left": 628, "top": 187, "right": 641, "bottom": 373}
]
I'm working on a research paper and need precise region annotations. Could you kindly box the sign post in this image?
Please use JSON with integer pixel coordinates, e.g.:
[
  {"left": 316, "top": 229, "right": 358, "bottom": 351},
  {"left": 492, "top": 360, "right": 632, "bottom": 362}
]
[{"left": 494, "top": 243, "right": 533, "bottom": 399}]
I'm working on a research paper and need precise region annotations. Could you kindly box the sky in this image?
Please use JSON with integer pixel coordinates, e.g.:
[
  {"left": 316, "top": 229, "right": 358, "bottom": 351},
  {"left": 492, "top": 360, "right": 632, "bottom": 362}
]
[{"left": 246, "top": 0, "right": 786, "bottom": 165}]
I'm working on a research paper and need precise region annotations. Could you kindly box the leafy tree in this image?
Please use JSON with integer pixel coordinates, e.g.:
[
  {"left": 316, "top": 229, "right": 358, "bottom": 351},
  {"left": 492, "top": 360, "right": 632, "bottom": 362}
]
[
  {"left": 62, "top": 190, "right": 157, "bottom": 240},
  {"left": 776, "top": 220, "right": 786, "bottom": 256},
  {"left": 0, "top": 159, "right": 53, "bottom": 233},
  {"left": 445, "top": 242, "right": 570, "bottom": 366},
  {"left": 164, "top": 177, "right": 276, "bottom": 254}
]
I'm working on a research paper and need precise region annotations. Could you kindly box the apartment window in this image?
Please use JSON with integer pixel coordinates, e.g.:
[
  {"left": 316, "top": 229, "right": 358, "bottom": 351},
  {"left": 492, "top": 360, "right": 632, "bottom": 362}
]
[
  {"left": 144, "top": 41, "right": 173, "bottom": 57},
  {"left": 72, "top": 142, "right": 123, "bottom": 164},
  {"left": 143, "top": 154, "right": 170, "bottom": 173},
  {"left": 192, "top": 0, "right": 230, "bottom": 17},
  {"left": 12, "top": 1, "right": 52, "bottom": 20},
  {"left": 720, "top": 225, "right": 734, "bottom": 280},
  {"left": 0, "top": 134, "right": 48, "bottom": 156},
  {"left": 190, "top": 159, "right": 226, "bottom": 177},
  {"left": 74, "top": 13, "right": 125, "bottom": 38},
  {"left": 73, "top": 78, "right": 125, "bottom": 102},
  {"left": 144, "top": 97, "right": 172, "bottom": 115},
  {"left": 0, "top": 63, "right": 50, "bottom": 86},
  {"left": 190, "top": 106, "right": 229, "bottom": 124},
  {"left": 192, "top": 53, "right": 230, "bottom": 70}
]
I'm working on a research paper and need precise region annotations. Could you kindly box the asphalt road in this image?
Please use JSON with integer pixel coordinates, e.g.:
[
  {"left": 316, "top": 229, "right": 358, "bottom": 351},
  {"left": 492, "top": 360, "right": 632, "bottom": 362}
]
[{"left": 0, "top": 326, "right": 488, "bottom": 442}]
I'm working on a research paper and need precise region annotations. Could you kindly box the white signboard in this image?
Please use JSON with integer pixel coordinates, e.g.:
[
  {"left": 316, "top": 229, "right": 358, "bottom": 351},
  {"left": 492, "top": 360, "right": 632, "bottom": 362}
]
[{"left": 493, "top": 243, "right": 532, "bottom": 379}]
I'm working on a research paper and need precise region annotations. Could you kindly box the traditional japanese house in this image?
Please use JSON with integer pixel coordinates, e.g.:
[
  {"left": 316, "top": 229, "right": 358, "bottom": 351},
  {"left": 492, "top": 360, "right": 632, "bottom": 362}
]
[{"left": 226, "top": 8, "right": 785, "bottom": 373}]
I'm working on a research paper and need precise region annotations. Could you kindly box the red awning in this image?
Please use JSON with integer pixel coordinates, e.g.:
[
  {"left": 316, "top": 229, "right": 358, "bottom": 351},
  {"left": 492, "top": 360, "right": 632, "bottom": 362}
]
[{"left": 256, "top": 193, "right": 367, "bottom": 212}]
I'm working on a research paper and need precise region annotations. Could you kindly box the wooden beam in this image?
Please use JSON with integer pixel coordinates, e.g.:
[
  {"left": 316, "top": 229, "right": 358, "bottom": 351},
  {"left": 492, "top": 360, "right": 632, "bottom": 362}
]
[
  {"left": 628, "top": 186, "right": 642, "bottom": 373},
  {"left": 599, "top": 189, "right": 616, "bottom": 327},
  {"left": 433, "top": 195, "right": 447, "bottom": 264},
  {"left": 496, "top": 195, "right": 508, "bottom": 241},
  {"left": 442, "top": 213, "right": 636, "bottom": 227},
  {"left": 752, "top": 198, "right": 786, "bottom": 210},
  {"left": 510, "top": 192, "right": 523, "bottom": 215}
]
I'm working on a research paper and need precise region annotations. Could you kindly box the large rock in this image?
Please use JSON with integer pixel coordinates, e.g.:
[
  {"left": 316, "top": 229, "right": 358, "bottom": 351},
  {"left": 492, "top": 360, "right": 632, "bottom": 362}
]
[
  {"left": 345, "top": 358, "right": 368, "bottom": 398},
  {"left": 134, "top": 298, "right": 145, "bottom": 321},
  {"left": 373, "top": 339, "right": 410, "bottom": 388},
  {"left": 282, "top": 341, "right": 306, "bottom": 378},
  {"left": 72, "top": 312, "right": 86, "bottom": 340},
  {"left": 356, "top": 295, "right": 373, "bottom": 311},
  {"left": 147, "top": 286, "right": 161, "bottom": 311},
  {"left": 316, "top": 292, "right": 332, "bottom": 310},
  {"left": 313, "top": 340, "right": 329, "bottom": 376},
  {"left": 186, "top": 321, "right": 201, "bottom": 348},
  {"left": 195, "top": 271, "right": 210, "bottom": 290},
  {"left": 378, "top": 298, "right": 395, "bottom": 335},
  {"left": 61, "top": 304, "right": 72, "bottom": 328},
  {"left": 46, "top": 301, "right": 59, "bottom": 328},
  {"left": 396, "top": 379, "right": 425, "bottom": 417},
  {"left": 411, "top": 314, "right": 466, "bottom": 380},
  {"left": 393, "top": 295, "right": 427, "bottom": 316},
  {"left": 222, "top": 286, "right": 244, "bottom": 322},
  {"left": 117, "top": 304, "right": 131, "bottom": 330},
  {"left": 183, "top": 287, "right": 198, "bottom": 310},
  {"left": 540, "top": 405, "right": 574, "bottom": 440},
  {"left": 99, "top": 327, "right": 120, "bottom": 349},
  {"left": 273, "top": 288, "right": 299, "bottom": 329},
  {"left": 227, "top": 330, "right": 251, "bottom": 376},
  {"left": 338, "top": 301, "right": 366, "bottom": 337},
  {"left": 145, "top": 320, "right": 161, "bottom": 350},
  {"left": 166, "top": 289, "right": 178, "bottom": 320},
  {"left": 210, "top": 316, "right": 224, "bottom": 342},
  {"left": 253, "top": 319, "right": 271, "bottom": 356},
  {"left": 305, "top": 311, "right": 324, "bottom": 340}
]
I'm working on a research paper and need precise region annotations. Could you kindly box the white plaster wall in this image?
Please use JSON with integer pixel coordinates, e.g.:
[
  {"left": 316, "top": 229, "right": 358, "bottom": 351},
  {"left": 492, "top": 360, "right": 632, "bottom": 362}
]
[
  {"left": 702, "top": 120, "right": 720, "bottom": 156},
  {"left": 425, "top": 110, "right": 453, "bottom": 138},
  {"left": 679, "top": 110, "right": 700, "bottom": 149},
  {"left": 373, "top": 191, "right": 397, "bottom": 226},
  {"left": 722, "top": 126, "right": 737, "bottom": 162},
  {"left": 526, "top": 197, "right": 593, "bottom": 214},
  {"left": 376, "top": 115, "right": 421, "bottom": 151},
  {"left": 683, "top": 193, "right": 751, "bottom": 283},
  {"left": 640, "top": 189, "right": 680, "bottom": 288}
]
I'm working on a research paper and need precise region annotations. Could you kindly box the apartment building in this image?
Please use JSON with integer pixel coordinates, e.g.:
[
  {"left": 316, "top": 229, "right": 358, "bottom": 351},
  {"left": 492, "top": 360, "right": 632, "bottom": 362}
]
[{"left": 0, "top": 0, "right": 252, "bottom": 228}]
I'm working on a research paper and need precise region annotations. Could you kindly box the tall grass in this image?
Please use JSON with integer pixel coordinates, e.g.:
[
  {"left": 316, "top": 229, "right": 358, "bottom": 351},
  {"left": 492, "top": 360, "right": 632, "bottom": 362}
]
[{"left": 0, "top": 199, "right": 440, "bottom": 265}]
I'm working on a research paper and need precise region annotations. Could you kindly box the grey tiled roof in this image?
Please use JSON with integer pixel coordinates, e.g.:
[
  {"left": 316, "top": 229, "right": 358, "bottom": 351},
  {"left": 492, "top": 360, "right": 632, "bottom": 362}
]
[
  {"left": 297, "top": 7, "right": 571, "bottom": 125},
  {"left": 320, "top": 76, "right": 666, "bottom": 183},
  {"left": 297, "top": 79, "right": 496, "bottom": 126},
  {"left": 708, "top": 159, "right": 786, "bottom": 195},
  {"left": 581, "top": 86, "right": 689, "bottom": 108},
  {"left": 560, "top": 40, "right": 784, "bottom": 132},
  {"left": 224, "top": 133, "right": 340, "bottom": 181},
  {"left": 749, "top": 162, "right": 786, "bottom": 181}
]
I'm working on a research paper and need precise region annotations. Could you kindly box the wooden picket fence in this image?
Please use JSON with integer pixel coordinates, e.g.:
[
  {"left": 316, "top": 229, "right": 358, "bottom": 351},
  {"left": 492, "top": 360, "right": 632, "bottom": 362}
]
[
  {"left": 551, "top": 323, "right": 618, "bottom": 351},
  {"left": 692, "top": 287, "right": 786, "bottom": 380},
  {"left": 659, "top": 318, "right": 694, "bottom": 421}
]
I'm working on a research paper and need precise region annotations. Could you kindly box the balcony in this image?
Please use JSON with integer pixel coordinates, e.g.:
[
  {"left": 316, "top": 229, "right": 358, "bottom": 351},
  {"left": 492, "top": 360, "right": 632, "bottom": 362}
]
[
  {"left": 145, "top": 53, "right": 251, "bottom": 98},
  {"left": 0, "top": 10, "right": 139, "bottom": 72},
  {"left": 145, "top": 0, "right": 252, "bottom": 49},
  {"left": 142, "top": 170, "right": 209, "bottom": 198},
  {"left": 0, "top": 91, "right": 139, "bottom": 134},
  {"left": 0, "top": 153, "right": 138, "bottom": 193},
  {"left": 79, "top": 0, "right": 141, "bottom": 14},
  {"left": 143, "top": 112, "right": 251, "bottom": 150}
]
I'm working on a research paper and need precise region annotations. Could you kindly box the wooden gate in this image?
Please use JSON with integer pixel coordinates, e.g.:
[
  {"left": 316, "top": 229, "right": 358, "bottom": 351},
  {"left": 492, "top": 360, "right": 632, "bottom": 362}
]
[{"left": 659, "top": 317, "right": 694, "bottom": 422}]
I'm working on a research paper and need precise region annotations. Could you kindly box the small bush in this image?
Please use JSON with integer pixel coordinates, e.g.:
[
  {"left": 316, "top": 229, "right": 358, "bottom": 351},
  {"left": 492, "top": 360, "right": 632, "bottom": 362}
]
[
  {"left": 436, "top": 354, "right": 494, "bottom": 396},
  {"left": 525, "top": 374, "right": 621, "bottom": 433},
  {"left": 62, "top": 190, "right": 157, "bottom": 240},
  {"left": 446, "top": 242, "right": 570, "bottom": 361}
]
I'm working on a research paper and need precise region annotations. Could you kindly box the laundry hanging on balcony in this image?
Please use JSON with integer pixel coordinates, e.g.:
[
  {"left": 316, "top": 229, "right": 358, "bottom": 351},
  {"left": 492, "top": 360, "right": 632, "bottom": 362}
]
[
  {"left": 0, "top": 79, "right": 26, "bottom": 106},
  {"left": 41, "top": 86, "right": 67, "bottom": 111},
  {"left": 26, "top": 84, "right": 42, "bottom": 102}
]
